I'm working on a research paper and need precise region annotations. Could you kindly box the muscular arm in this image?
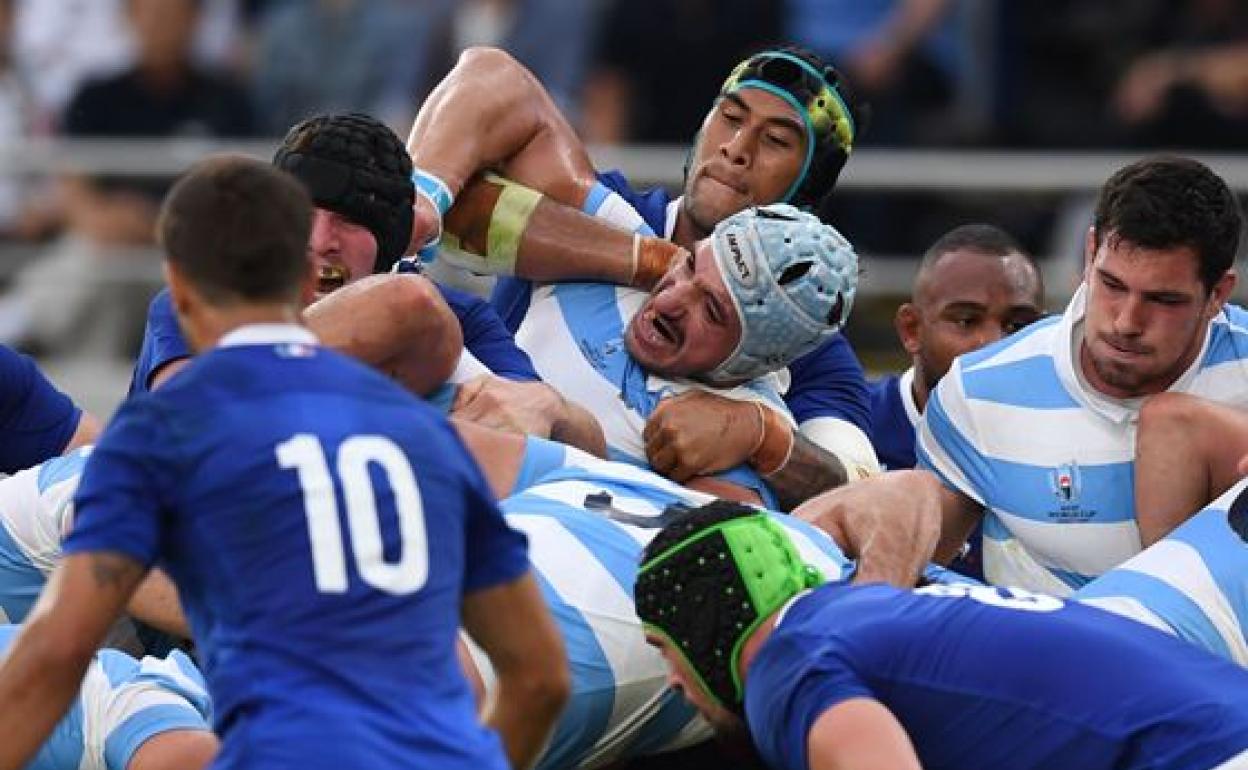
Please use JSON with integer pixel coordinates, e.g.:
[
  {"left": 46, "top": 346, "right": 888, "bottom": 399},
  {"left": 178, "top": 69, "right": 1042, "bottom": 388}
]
[
  {"left": 63, "top": 410, "right": 102, "bottom": 453},
  {"left": 302, "top": 274, "right": 462, "bottom": 397},
  {"left": 807, "top": 698, "right": 921, "bottom": 770},
  {"left": 452, "top": 374, "right": 607, "bottom": 458},
  {"left": 461, "top": 573, "right": 570, "bottom": 770},
  {"left": 0, "top": 551, "right": 145, "bottom": 769},
  {"left": 794, "top": 470, "right": 945, "bottom": 587},
  {"left": 126, "top": 567, "right": 190, "bottom": 640},
  {"left": 407, "top": 46, "right": 597, "bottom": 214}
]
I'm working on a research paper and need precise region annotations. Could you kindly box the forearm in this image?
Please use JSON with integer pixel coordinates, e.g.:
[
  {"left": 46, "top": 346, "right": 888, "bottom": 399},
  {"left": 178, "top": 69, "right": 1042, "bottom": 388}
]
[
  {"left": 549, "top": 399, "right": 608, "bottom": 458},
  {"left": 304, "top": 274, "right": 462, "bottom": 396},
  {"left": 760, "top": 433, "right": 850, "bottom": 511},
  {"left": 407, "top": 47, "right": 595, "bottom": 206},
  {"left": 445, "top": 174, "right": 678, "bottom": 287},
  {"left": 483, "top": 674, "right": 566, "bottom": 770}
]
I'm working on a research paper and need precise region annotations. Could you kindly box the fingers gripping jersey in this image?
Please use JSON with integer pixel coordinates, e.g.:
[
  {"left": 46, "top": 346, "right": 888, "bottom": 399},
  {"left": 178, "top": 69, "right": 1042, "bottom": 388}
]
[
  {"left": 0, "top": 625, "right": 210, "bottom": 770},
  {"left": 1075, "top": 478, "right": 1248, "bottom": 665},
  {"left": 468, "top": 453, "right": 854, "bottom": 770},
  {"left": 0, "top": 448, "right": 88, "bottom": 622}
]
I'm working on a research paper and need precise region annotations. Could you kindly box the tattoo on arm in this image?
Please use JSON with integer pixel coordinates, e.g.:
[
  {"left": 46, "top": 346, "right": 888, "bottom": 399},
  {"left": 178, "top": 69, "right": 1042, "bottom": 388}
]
[
  {"left": 766, "top": 433, "right": 849, "bottom": 511},
  {"left": 89, "top": 553, "right": 144, "bottom": 593}
]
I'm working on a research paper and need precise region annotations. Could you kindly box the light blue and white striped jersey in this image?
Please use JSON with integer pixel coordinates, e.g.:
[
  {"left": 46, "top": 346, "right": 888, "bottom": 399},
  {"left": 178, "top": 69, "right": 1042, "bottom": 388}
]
[
  {"left": 0, "top": 624, "right": 211, "bottom": 770},
  {"left": 919, "top": 285, "right": 1248, "bottom": 594},
  {"left": 512, "top": 183, "right": 791, "bottom": 504},
  {"left": 467, "top": 446, "right": 853, "bottom": 770},
  {"left": 1075, "top": 477, "right": 1248, "bottom": 666},
  {"left": 0, "top": 448, "right": 89, "bottom": 623}
]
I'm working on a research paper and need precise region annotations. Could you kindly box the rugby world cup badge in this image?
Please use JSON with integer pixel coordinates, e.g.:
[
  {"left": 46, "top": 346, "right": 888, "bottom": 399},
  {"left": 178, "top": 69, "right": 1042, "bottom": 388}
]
[{"left": 1049, "top": 462, "right": 1082, "bottom": 503}]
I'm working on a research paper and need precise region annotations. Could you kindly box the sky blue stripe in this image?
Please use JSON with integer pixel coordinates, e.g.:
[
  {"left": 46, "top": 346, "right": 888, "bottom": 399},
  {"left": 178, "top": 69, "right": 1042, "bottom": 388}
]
[
  {"left": 961, "top": 355, "right": 1078, "bottom": 410},
  {"left": 1202, "top": 317, "right": 1248, "bottom": 368},
  {"left": 513, "top": 437, "right": 570, "bottom": 494},
  {"left": 36, "top": 448, "right": 89, "bottom": 493},
  {"left": 1075, "top": 570, "right": 1232, "bottom": 661},
  {"left": 554, "top": 282, "right": 659, "bottom": 420},
  {"left": 30, "top": 701, "right": 85, "bottom": 770},
  {"left": 975, "top": 456, "right": 1135, "bottom": 524},
  {"left": 1166, "top": 505, "right": 1248, "bottom": 643},
  {"left": 513, "top": 501, "right": 643, "bottom": 597},
  {"left": 0, "top": 521, "right": 41, "bottom": 623},
  {"left": 923, "top": 389, "right": 995, "bottom": 495},
  {"left": 531, "top": 570, "right": 615, "bottom": 770},
  {"left": 582, "top": 182, "right": 612, "bottom": 216},
  {"left": 959, "top": 315, "right": 1059, "bottom": 369},
  {"left": 104, "top": 703, "right": 208, "bottom": 770},
  {"left": 624, "top": 689, "right": 698, "bottom": 758},
  {"left": 984, "top": 513, "right": 1094, "bottom": 589}
]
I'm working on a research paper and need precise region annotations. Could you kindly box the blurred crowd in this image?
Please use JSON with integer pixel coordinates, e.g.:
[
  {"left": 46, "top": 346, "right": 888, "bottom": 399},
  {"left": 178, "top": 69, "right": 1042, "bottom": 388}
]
[{"left": 0, "top": 0, "right": 1245, "bottom": 361}]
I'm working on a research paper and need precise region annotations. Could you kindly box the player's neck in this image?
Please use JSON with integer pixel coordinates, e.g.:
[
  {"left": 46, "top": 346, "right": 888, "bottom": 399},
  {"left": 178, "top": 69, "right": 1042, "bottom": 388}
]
[
  {"left": 187, "top": 303, "right": 303, "bottom": 352},
  {"left": 736, "top": 609, "right": 781, "bottom": 683},
  {"left": 910, "top": 364, "right": 931, "bottom": 413}
]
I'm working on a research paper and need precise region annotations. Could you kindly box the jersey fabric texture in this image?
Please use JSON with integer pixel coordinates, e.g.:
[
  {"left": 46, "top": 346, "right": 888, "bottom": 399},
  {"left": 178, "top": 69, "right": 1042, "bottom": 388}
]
[
  {"left": 67, "top": 325, "right": 526, "bottom": 770},
  {"left": 865, "top": 369, "right": 918, "bottom": 470},
  {"left": 1075, "top": 476, "right": 1248, "bottom": 666},
  {"left": 918, "top": 285, "right": 1248, "bottom": 594},
  {"left": 0, "top": 345, "right": 80, "bottom": 473},
  {"left": 0, "top": 624, "right": 210, "bottom": 770},
  {"left": 746, "top": 582, "right": 1248, "bottom": 770},
  {"left": 0, "top": 448, "right": 87, "bottom": 623},
  {"left": 490, "top": 169, "right": 872, "bottom": 435},
  {"left": 469, "top": 438, "right": 965, "bottom": 770},
  {"left": 128, "top": 282, "right": 538, "bottom": 395}
]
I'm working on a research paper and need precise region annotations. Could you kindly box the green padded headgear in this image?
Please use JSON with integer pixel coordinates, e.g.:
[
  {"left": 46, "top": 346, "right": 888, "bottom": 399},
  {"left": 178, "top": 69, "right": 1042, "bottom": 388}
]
[{"left": 634, "top": 501, "right": 826, "bottom": 711}]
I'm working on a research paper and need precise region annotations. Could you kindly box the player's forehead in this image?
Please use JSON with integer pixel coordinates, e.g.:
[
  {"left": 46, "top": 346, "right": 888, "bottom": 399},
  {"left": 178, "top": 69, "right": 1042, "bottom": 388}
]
[
  {"left": 923, "top": 248, "right": 1040, "bottom": 307},
  {"left": 719, "top": 89, "right": 805, "bottom": 138}
]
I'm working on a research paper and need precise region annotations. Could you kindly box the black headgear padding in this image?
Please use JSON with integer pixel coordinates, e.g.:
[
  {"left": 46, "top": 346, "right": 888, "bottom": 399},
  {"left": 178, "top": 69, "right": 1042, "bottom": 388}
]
[{"left": 273, "top": 113, "right": 414, "bottom": 273}]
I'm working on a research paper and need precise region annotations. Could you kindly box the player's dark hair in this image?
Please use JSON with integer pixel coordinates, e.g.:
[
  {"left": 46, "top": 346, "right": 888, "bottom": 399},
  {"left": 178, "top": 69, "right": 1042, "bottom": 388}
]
[
  {"left": 158, "top": 155, "right": 312, "bottom": 304},
  {"left": 922, "top": 223, "right": 1025, "bottom": 265},
  {"left": 1093, "top": 155, "right": 1244, "bottom": 292}
]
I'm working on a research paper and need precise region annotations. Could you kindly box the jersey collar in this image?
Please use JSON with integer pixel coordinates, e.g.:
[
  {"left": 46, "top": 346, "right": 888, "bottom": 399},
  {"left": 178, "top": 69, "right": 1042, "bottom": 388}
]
[
  {"left": 898, "top": 366, "right": 921, "bottom": 428},
  {"left": 217, "top": 323, "right": 319, "bottom": 349}
]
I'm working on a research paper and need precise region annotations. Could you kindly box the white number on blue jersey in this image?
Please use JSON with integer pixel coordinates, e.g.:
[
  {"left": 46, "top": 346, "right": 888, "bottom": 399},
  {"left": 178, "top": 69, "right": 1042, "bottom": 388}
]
[
  {"left": 277, "top": 435, "right": 429, "bottom": 596},
  {"left": 917, "top": 583, "right": 1064, "bottom": 612}
]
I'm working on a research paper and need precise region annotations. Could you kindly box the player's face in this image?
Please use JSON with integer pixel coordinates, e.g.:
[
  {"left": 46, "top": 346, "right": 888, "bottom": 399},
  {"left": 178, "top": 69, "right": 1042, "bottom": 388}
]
[
  {"left": 625, "top": 239, "right": 742, "bottom": 379},
  {"left": 645, "top": 633, "right": 744, "bottom": 736},
  {"left": 1080, "top": 230, "right": 1233, "bottom": 398},
  {"left": 307, "top": 207, "right": 377, "bottom": 300},
  {"left": 682, "top": 89, "right": 807, "bottom": 235},
  {"left": 907, "top": 249, "right": 1044, "bottom": 392}
]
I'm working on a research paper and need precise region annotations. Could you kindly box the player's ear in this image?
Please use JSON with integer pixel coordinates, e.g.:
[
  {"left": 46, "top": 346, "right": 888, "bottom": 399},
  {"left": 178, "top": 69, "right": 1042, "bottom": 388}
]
[{"left": 896, "top": 303, "right": 921, "bottom": 355}]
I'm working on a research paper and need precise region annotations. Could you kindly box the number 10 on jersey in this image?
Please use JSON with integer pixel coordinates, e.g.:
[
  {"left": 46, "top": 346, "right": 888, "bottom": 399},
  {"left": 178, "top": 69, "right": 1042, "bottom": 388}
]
[{"left": 278, "top": 434, "right": 430, "bottom": 595}]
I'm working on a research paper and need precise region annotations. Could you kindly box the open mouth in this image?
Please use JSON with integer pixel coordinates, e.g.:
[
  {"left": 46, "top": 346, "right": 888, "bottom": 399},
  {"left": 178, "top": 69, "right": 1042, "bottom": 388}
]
[
  {"left": 316, "top": 264, "right": 349, "bottom": 295},
  {"left": 652, "top": 313, "right": 679, "bottom": 346}
]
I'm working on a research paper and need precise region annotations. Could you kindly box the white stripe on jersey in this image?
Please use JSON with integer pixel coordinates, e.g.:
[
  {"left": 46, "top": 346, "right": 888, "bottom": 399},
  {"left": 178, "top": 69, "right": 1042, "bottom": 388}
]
[
  {"left": 1077, "top": 595, "right": 1174, "bottom": 636},
  {"left": 920, "top": 286, "right": 1248, "bottom": 592}
]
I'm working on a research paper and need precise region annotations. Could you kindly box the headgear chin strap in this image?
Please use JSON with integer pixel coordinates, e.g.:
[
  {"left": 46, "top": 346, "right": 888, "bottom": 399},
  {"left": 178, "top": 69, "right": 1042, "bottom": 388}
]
[
  {"left": 635, "top": 501, "right": 826, "bottom": 711},
  {"left": 273, "top": 113, "right": 415, "bottom": 273},
  {"left": 701, "top": 204, "right": 857, "bottom": 386}
]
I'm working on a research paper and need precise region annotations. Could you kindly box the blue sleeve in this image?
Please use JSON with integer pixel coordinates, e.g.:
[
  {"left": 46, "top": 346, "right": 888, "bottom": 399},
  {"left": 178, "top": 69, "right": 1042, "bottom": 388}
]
[
  {"left": 62, "top": 398, "right": 172, "bottom": 567},
  {"left": 746, "top": 631, "right": 874, "bottom": 770},
  {"left": 437, "top": 283, "right": 540, "bottom": 382},
  {"left": 0, "top": 345, "right": 80, "bottom": 473},
  {"left": 784, "top": 335, "right": 872, "bottom": 434},
  {"left": 129, "top": 290, "right": 192, "bottom": 395},
  {"left": 488, "top": 277, "right": 533, "bottom": 335},
  {"left": 595, "top": 169, "right": 672, "bottom": 236},
  {"left": 453, "top": 425, "right": 530, "bottom": 592}
]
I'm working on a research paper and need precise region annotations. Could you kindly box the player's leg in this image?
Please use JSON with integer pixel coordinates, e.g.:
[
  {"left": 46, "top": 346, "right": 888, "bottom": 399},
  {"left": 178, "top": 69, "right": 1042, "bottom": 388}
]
[{"left": 1135, "top": 393, "right": 1248, "bottom": 546}]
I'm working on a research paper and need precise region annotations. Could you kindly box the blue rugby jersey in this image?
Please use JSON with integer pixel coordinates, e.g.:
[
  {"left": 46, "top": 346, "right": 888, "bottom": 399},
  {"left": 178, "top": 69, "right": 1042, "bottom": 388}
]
[
  {"left": 0, "top": 345, "right": 81, "bottom": 472},
  {"left": 70, "top": 325, "right": 528, "bottom": 770},
  {"left": 919, "top": 286, "right": 1248, "bottom": 593},
  {"left": 129, "top": 281, "right": 539, "bottom": 394},
  {"left": 747, "top": 582, "right": 1248, "bottom": 770}
]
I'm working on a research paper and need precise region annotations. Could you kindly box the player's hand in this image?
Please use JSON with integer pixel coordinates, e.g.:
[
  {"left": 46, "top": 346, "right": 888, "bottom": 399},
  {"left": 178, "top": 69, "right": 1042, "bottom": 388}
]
[
  {"left": 451, "top": 374, "right": 559, "bottom": 437},
  {"left": 643, "top": 390, "right": 761, "bottom": 483}
]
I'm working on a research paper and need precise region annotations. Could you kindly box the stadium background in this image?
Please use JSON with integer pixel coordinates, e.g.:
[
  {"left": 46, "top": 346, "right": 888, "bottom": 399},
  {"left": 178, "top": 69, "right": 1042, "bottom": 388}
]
[{"left": 0, "top": 0, "right": 1245, "bottom": 419}]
